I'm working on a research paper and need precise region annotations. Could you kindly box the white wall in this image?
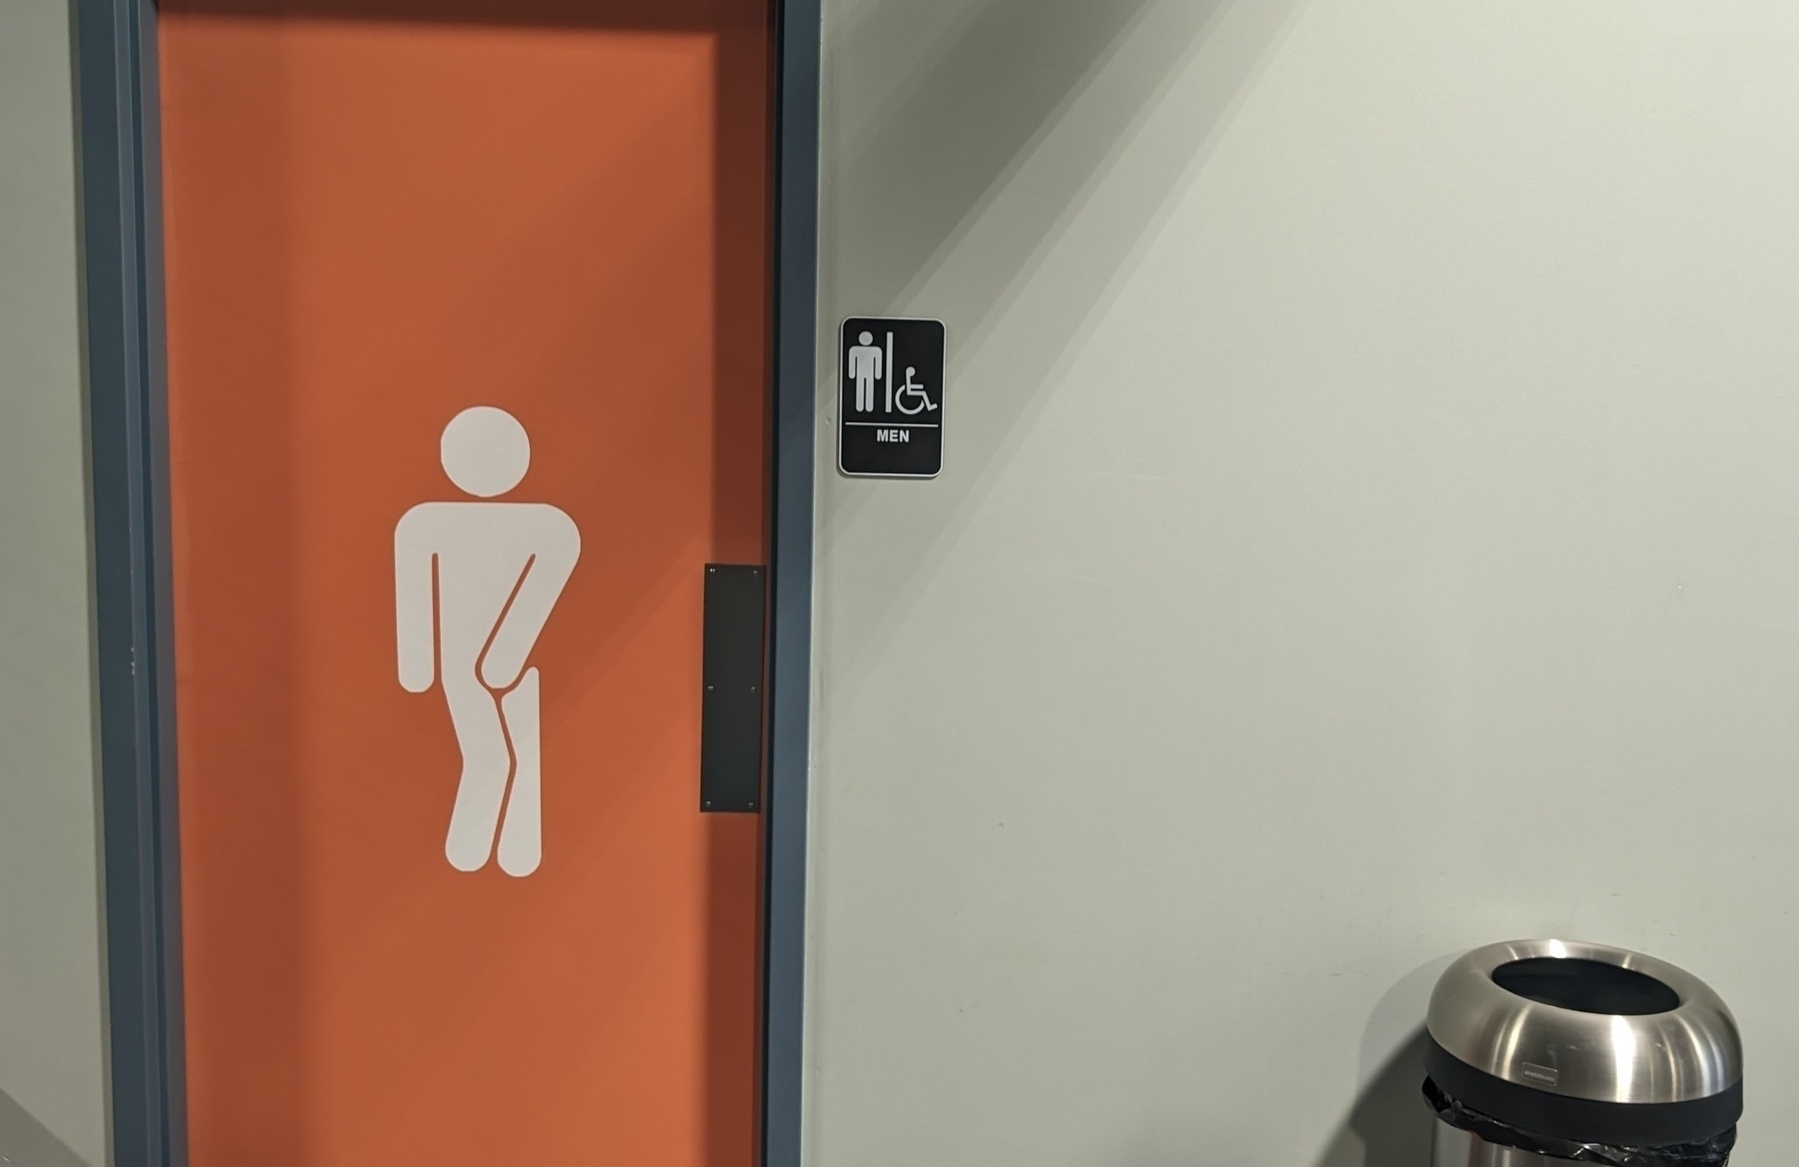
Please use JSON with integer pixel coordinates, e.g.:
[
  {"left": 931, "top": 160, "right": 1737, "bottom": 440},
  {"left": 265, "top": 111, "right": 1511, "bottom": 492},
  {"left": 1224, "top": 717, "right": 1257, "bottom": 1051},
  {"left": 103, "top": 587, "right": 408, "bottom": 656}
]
[
  {"left": 0, "top": 1, "right": 111, "bottom": 1164},
  {"left": 806, "top": 2, "right": 1799, "bottom": 1163}
]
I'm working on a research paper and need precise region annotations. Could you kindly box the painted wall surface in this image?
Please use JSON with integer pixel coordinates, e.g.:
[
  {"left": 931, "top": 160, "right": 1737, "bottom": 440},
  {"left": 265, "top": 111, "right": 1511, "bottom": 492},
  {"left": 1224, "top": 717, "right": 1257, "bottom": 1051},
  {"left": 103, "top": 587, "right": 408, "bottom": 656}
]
[
  {"left": 806, "top": 2, "right": 1799, "bottom": 1163},
  {"left": 0, "top": 1, "right": 111, "bottom": 1165}
]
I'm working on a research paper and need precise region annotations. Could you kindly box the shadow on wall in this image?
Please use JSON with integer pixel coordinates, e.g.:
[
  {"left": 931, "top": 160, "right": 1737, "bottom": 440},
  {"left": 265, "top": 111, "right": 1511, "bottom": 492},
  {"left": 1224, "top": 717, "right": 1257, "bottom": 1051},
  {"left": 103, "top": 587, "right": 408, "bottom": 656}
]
[
  {"left": 818, "top": 0, "right": 1309, "bottom": 664},
  {"left": 1314, "top": 1030, "right": 1437, "bottom": 1167},
  {"left": 831, "top": 0, "right": 1173, "bottom": 311},
  {"left": 1102, "top": 1031, "right": 1435, "bottom": 1167},
  {"left": 0, "top": 1085, "right": 91, "bottom": 1167},
  {"left": 1307, "top": 953, "right": 1466, "bottom": 1167},
  {"left": 831, "top": 0, "right": 1291, "bottom": 322}
]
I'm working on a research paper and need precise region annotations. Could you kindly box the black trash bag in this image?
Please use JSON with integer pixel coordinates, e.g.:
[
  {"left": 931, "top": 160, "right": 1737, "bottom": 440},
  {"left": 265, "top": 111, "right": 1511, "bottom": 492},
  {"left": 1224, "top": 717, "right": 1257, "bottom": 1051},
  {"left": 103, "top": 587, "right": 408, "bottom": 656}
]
[{"left": 1423, "top": 1078, "right": 1735, "bottom": 1167}]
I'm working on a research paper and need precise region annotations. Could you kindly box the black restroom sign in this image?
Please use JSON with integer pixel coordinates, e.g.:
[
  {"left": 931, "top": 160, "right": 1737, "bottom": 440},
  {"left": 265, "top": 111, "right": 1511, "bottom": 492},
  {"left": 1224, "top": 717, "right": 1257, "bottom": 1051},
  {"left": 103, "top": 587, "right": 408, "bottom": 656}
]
[{"left": 838, "top": 317, "right": 945, "bottom": 478}]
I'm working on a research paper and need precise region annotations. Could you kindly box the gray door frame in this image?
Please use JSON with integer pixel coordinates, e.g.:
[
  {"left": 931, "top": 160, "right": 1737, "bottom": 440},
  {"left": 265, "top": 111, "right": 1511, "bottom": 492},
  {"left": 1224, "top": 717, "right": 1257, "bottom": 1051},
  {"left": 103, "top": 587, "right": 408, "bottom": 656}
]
[{"left": 71, "top": 3, "right": 819, "bottom": 1164}]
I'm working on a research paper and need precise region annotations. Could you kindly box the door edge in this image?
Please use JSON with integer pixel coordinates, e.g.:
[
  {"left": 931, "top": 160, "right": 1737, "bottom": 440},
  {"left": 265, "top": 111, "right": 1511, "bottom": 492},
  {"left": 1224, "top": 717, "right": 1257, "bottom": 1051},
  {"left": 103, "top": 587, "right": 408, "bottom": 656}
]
[
  {"left": 763, "top": 2, "right": 822, "bottom": 1166},
  {"left": 72, "top": 2, "right": 186, "bottom": 1165}
]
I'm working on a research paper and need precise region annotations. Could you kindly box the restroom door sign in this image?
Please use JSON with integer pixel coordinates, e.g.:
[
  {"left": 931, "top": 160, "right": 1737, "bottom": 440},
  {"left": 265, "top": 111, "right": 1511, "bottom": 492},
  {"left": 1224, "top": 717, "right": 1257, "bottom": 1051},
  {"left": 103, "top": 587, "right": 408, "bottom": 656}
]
[{"left": 838, "top": 317, "right": 945, "bottom": 478}]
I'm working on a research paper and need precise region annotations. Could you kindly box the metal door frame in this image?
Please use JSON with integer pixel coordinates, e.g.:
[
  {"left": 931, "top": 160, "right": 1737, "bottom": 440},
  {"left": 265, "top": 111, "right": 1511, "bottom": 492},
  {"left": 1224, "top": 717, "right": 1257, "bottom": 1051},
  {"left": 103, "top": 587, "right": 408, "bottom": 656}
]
[{"left": 71, "top": 3, "right": 819, "bottom": 1164}]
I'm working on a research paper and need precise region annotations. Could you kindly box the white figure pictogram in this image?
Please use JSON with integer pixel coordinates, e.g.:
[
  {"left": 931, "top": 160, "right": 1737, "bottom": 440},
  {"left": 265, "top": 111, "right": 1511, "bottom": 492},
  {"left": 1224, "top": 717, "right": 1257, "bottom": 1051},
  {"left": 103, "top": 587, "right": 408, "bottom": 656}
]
[
  {"left": 847, "top": 330, "right": 883, "bottom": 413},
  {"left": 395, "top": 406, "right": 580, "bottom": 878}
]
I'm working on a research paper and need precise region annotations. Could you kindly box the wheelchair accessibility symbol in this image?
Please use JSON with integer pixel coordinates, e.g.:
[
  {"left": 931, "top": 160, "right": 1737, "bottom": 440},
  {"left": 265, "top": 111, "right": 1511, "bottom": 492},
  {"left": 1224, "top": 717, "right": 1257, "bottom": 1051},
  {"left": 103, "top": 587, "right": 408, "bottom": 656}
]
[{"left": 893, "top": 367, "right": 939, "bottom": 416}]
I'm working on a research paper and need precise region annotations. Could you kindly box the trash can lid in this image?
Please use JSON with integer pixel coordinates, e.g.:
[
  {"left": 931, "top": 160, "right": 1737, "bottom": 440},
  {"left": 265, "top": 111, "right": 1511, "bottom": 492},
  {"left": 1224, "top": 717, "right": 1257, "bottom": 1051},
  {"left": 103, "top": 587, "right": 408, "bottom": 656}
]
[{"left": 1426, "top": 939, "right": 1742, "bottom": 1107}]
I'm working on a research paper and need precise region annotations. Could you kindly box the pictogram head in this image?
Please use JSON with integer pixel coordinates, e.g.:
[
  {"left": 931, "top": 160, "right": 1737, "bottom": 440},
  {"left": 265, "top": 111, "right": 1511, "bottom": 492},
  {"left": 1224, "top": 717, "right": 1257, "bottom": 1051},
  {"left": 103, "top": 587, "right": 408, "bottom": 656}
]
[{"left": 440, "top": 406, "right": 530, "bottom": 498}]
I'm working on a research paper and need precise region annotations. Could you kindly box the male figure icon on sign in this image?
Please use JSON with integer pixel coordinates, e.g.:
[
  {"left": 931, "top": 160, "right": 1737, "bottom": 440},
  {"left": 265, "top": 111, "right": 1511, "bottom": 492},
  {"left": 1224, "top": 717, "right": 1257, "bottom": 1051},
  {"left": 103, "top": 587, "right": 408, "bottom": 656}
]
[
  {"left": 847, "top": 330, "right": 883, "bottom": 412},
  {"left": 395, "top": 406, "right": 581, "bottom": 878}
]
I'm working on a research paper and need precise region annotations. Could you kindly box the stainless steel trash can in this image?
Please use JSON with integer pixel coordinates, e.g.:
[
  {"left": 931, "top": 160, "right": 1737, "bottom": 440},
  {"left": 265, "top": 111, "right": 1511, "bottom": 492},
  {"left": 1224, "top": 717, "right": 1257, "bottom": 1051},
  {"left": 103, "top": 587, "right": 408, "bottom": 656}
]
[{"left": 1424, "top": 940, "right": 1742, "bottom": 1167}]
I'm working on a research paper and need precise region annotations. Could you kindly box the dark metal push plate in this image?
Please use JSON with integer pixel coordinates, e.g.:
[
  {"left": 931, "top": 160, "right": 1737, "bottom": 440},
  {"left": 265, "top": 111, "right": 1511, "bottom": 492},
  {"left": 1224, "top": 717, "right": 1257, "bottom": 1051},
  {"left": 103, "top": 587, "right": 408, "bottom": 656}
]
[{"left": 699, "top": 564, "right": 766, "bottom": 812}]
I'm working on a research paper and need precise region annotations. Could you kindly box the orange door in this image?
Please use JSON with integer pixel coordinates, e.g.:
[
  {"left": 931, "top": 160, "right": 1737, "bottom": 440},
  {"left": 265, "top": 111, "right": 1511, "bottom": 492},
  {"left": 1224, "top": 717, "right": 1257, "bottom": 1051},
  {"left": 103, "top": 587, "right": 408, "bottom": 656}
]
[{"left": 156, "top": 3, "right": 771, "bottom": 1163}]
